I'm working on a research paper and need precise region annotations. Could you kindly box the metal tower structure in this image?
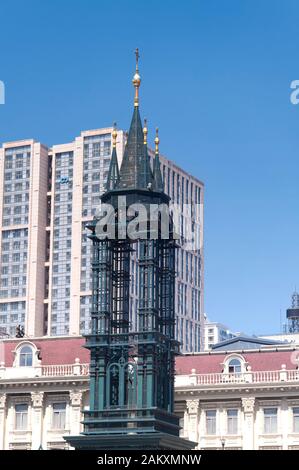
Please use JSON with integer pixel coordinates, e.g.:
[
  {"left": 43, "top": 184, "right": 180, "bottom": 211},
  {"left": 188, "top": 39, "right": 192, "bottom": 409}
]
[
  {"left": 66, "top": 51, "right": 194, "bottom": 450},
  {"left": 285, "top": 291, "right": 299, "bottom": 333}
]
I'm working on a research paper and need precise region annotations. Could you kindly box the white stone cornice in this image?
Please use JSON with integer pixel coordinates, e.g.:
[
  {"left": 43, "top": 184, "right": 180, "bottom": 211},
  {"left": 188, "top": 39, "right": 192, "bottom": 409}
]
[
  {"left": 0, "top": 377, "right": 89, "bottom": 388},
  {"left": 287, "top": 399, "right": 299, "bottom": 406},
  {"left": 257, "top": 399, "right": 281, "bottom": 407}
]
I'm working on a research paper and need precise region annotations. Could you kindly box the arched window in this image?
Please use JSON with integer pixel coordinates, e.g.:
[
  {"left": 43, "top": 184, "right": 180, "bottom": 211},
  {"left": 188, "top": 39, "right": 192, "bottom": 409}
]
[
  {"left": 19, "top": 346, "right": 33, "bottom": 367},
  {"left": 108, "top": 364, "right": 120, "bottom": 406},
  {"left": 228, "top": 358, "right": 241, "bottom": 374},
  {"left": 107, "top": 360, "right": 138, "bottom": 407}
]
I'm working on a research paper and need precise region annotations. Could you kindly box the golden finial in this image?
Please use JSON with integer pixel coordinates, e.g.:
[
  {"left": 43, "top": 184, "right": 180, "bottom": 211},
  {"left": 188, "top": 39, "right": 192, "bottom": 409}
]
[
  {"left": 143, "top": 118, "right": 148, "bottom": 145},
  {"left": 112, "top": 122, "right": 117, "bottom": 148},
  {"left": 132, "top": 48, "right": 141, "bottom": 107},
  {"left": 155, "top": 127, "right": 160, "bottom": 154}
]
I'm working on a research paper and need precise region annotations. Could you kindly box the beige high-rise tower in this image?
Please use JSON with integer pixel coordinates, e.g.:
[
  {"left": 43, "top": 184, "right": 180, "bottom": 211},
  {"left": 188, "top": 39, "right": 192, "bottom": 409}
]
[{"left": 0, "top": 128, "right": 204, "bottom": 352}]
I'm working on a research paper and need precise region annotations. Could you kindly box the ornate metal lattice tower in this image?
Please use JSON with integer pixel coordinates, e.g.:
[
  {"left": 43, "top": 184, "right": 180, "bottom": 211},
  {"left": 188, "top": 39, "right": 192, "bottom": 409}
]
[
  {"left": 285, "top": 291, "right": 299, "bottom": 333},
  {"left": 66, "top": 51, "right": 194, "bottom": 450}
]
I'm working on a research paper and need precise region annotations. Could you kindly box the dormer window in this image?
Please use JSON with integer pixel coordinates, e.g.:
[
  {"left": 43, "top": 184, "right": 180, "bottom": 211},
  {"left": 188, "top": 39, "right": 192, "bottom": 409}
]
[
  {"left": 19, "top": 345, "right": 33, "bottom": 366},
  {"left": 222, "top": 354, "right": 247, "bottom": 375},
  {"left": 13, "top": 341, "right": 40, "bottom": 368},
  {"left": 228, "top": 358, "right": 241, "bottom": 374}
]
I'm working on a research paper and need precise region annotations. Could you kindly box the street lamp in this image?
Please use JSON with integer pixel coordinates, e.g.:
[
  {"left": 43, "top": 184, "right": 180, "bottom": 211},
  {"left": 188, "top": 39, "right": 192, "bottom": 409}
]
[{"left": 220, "top": 437, "right": 226, "bottom": 450}]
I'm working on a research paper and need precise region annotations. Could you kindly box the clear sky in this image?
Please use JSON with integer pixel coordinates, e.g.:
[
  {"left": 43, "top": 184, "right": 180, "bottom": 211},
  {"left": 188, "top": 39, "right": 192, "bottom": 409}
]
[{"left": 1, "top": 0, "right": 299, "bottom": 335}]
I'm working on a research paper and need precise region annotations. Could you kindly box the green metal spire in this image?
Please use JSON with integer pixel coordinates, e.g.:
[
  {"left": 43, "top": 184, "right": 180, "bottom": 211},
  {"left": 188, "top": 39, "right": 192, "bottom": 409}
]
[
  {"left": 117, "top": 106, "right": 153, "bottom": 190},
  {"left": 106, "top": 124, "right": 119, "bottom": 190},
  {"left": 116, "top": 53, "right": 153, "bottom": 190},
  {"left": 65, "top": 48, "right": 195, "bottom": 451}
]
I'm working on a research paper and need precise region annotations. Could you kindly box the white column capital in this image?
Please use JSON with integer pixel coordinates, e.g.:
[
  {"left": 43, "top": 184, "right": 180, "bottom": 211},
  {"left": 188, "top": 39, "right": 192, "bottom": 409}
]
[
  {"left": 186, "top": 398, "right": 200, "bottom": 414},
  {"left": 242, "top": 396, "right": 255, "bottom": 413},
  {"left": 0, "top": 394, "right": 6, "bottom": 409},
  {"left": 31, "top": 391, "right": 44, "bottom": 408},
  {"left": 185, "top": 399, "right": 200, "bottom": 447},
  {"left": 69, "top": 390, "right": 83, "bottom": 407},
  {"left": 0, "top": 393, "right": 6, "bottom": 450},
  {"left": 241, "top": 397, "right": 255, "bottom": 449},
  {"left": 69, "top": 390, "right": 83, "bottom": 436}
]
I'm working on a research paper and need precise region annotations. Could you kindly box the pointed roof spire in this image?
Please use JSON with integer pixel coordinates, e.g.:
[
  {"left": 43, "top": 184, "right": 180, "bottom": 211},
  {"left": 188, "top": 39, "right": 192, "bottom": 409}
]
[
  {"left": 153, "top": 127, "right": 164, "bottom": 191},
  {"left": 106, "top": 122, "right": 120, "bottom": 191},
  {"left": 117, "top": 50, "right": 153, "bottom": 190}
]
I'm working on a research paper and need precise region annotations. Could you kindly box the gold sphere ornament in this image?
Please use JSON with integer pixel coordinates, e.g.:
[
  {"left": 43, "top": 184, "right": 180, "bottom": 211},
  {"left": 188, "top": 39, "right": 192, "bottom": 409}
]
[
  {"left": 112, "top": 122, "right": 117, "bottom": 148},
  {"left": 143, "top": 119, "right": 148, "bottom": 145},
  {"left": 132, "top": 72, "right": 141, "bottom": 87},
  {"left": 155, "top": 128, "right": 160, "bottom": 154}
]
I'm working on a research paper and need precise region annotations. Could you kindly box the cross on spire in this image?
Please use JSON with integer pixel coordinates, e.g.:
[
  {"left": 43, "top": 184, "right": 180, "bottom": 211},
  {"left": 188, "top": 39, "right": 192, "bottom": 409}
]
[
  {"left": 135, "top": 48, "right": 140, "bottom": 70},
  {"left": 132, "top": 48, "right": 141, "bottom": 107}
]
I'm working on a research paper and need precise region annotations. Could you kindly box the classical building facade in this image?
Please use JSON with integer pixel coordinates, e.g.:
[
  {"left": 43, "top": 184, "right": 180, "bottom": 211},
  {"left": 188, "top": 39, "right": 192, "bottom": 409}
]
[
  {"left": 0, "top": 130, "right": 203, "bottom": 352},
  {"left": 0, "top": 337, "right": 89, "bottom": 449},
  {"left": 176, "top": 338, "right": 299, "bottom": 450},
  {"left": 1, "top": 336, "right": 299, "bottom": 450}
]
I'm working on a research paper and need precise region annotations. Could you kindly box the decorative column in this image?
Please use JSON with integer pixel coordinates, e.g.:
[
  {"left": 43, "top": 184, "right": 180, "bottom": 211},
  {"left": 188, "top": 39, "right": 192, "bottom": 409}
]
[
  {"left": 0, "top": 394, "right": 6, "bottom": 450},
  {"left": 31, "top": 392, "right": 44, "bottom": 450},
  {"left": 218, "top": 405, "right": 225, "bottom": 439},
  {"left": 186, "top": 399, "right": 200, "bottom": 446},
  {"left": 69, "top": 391, "right": 83, "bottom": 437},
  {"left": 241, "top": 397, "right": 255, "bottom": 450},
  {"left": 281, "top": 398, "right": 288, "bottom": 450}
]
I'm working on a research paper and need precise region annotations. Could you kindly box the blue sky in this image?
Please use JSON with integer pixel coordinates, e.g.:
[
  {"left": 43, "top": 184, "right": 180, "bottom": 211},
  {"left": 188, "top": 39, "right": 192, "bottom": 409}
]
[{"left": 1, "top": 0, "right": 299, "bottom": 335}]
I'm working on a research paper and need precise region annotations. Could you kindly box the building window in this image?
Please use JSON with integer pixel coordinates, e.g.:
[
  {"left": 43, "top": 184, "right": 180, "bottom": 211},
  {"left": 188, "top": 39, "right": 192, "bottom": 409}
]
[
  {"left": 19, "top": 345, "right": 33, "bottom": 367},
  {"left": 264, "top": 408, "right": 277, "bottom": 434},
  {"left": 293, "top": 407, "right": 299, "bottom": 433},
  {"left": 15, "top": 404, "right": 28, "bottom": 430},
  {"left": 206, "top": 410, "right": 216, "bottom": 435},
  {"left": 227, "top": 409, "right": 238, "bottom": 434},
  {"left": 52, "top": 403, "right": 66, "bottom": 429},
  {"left": 228, "top": 358, "right": 241, "bottom": 374}
]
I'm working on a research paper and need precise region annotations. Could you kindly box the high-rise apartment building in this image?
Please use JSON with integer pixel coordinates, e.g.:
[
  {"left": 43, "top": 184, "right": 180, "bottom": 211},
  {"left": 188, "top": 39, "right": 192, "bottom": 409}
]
[
  {"left": 203, "top": 317, "right": 237, "bottom": 351},
  {"left": 0, "top": 129, "right": 203, "bottom": 352}
]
